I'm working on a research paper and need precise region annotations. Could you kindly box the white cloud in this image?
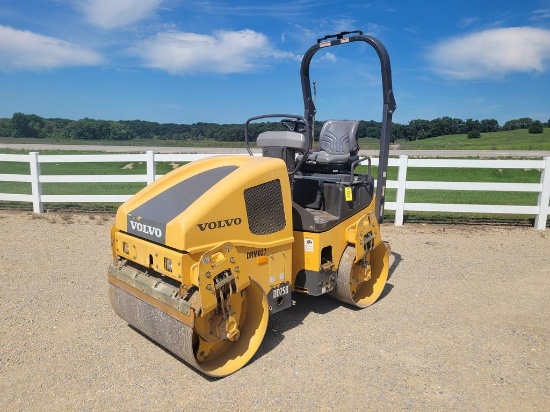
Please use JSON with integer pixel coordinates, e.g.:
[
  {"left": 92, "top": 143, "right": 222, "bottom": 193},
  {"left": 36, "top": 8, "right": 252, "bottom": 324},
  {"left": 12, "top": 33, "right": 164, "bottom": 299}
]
[
  {"left": 428, "top": 27, "right": 550, "bottom": 80},
  {"left": 404, "top": 27, "right": 418, "bottom": 34},
  {"left": 0, "top": 25, "right": 102, "bottom": 71},
  {"left": 78, "top": 0, "right": 165, "bottom": 29},
  {"left": 363, "top": 22, "right": 385, "bottom": 37},
  {"left": 133, "top": 29, "right": 298, "bottom": 74},
  {"left": 458, "top": 17, "right": 479, "bottom": 29},
  {"left": 320, "top": 51, "right": 337, "bottom": 62},
  {"left": 281, "top": 23, "right": 316, "bottom": 47},
  {"left": 332, "top": 18, "right": 357, "bottom": 33},
  {"left": 530, "top": 9, "right": 550, "bottom": 21}
]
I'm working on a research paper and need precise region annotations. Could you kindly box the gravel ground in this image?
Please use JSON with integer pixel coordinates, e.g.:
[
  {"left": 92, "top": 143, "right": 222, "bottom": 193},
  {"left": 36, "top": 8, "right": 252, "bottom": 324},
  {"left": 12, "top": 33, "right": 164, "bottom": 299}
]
[{"left": 1, "top": 211, "right": 549, "bottom": 411}]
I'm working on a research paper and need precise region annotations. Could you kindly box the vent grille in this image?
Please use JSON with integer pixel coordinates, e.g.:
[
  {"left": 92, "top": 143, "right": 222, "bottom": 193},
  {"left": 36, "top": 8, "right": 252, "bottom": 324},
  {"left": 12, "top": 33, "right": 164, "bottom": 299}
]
[{"left": 244, "top": 179, "right": 286, "bottom": 235}]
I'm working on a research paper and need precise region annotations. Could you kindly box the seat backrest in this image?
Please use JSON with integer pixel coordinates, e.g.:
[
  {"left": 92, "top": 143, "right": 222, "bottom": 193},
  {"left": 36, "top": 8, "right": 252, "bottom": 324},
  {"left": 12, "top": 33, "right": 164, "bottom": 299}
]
[{"left": 318, "top": 120, "right": 359, "bottom": 155}]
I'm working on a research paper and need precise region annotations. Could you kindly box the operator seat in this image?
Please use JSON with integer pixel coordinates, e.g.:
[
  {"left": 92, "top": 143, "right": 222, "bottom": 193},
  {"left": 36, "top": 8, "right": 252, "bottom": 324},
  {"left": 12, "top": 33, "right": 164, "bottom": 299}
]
[{"left": 300, "top": 120, "right": 360, "bottom": 173}]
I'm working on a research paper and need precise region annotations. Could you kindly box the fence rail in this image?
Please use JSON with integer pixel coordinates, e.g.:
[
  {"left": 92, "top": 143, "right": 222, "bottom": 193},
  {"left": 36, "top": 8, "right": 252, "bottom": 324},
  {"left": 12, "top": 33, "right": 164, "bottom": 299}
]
[{"left": 0, "top": 151, "right": 548, "bottom": 230}]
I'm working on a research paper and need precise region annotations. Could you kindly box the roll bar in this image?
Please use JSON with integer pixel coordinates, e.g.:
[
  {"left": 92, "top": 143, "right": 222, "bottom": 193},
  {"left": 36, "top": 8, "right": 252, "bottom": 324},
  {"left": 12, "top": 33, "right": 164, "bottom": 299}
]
[
  {"left": 244, "top": 30, "right": 396, "bottom": 223},
  {"left": 300, "top": 30, "right": 396, "bottom": 223}
]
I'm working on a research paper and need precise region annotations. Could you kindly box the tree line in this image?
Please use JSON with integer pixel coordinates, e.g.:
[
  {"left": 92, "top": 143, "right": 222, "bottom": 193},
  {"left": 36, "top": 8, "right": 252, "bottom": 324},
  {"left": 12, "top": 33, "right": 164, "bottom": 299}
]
[{"left": 0, "top": 113, "right": 547, "bottom": 142}]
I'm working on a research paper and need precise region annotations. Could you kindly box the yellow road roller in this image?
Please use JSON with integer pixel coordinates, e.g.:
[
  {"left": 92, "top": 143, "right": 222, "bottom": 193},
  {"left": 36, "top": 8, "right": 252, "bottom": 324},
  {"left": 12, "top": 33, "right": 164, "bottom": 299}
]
[{"left": 108, "top": 30, "right": 396, "bottom": 377}]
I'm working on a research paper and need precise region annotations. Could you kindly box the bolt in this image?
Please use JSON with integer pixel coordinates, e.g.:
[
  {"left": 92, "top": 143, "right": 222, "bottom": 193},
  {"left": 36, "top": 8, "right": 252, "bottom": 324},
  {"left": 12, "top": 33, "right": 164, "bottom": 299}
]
[
  {"left": 206, "top": 284, "right": 212, "bottom": 290},
  {"left": 205, "top": 271, "right": 211, "bottom": 278},
  {"left": 230, "top": 257, "right": 235, "bottom": 264},
  {"left": 234, "top": 266, "right": 240, "bottom": 273}
]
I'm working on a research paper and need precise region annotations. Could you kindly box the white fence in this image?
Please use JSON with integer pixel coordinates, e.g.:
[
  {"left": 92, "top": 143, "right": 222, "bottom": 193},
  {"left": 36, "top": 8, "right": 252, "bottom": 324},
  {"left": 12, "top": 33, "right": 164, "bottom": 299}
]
[{"left": 0, "top": 151, "right": 548, "bottom": 230}]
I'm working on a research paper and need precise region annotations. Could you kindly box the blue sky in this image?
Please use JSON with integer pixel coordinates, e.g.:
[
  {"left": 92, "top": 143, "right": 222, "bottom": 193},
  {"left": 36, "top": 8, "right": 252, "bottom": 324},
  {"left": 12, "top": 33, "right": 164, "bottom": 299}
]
[{"left": 1, "top": 0, "right": 549, "bottom": 127}]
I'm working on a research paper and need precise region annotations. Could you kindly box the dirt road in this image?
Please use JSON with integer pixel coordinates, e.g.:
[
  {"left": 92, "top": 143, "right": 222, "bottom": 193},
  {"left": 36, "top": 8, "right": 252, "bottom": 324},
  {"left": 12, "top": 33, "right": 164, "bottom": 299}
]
[{"left": 1, "top": 212, "right": 548, "bottom": 411}]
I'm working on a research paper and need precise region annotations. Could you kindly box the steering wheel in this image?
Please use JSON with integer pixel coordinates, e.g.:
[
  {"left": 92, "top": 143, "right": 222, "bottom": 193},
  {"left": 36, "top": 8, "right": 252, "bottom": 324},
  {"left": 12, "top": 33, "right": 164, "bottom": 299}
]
[{"left": 281, "top": 118, "right": 306, "bottom": 133}]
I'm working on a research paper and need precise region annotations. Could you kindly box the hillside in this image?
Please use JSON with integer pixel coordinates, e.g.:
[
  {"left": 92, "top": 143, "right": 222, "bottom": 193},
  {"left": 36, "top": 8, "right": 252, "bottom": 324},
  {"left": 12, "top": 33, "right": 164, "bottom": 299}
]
[{"left": 355, "top": 128, "right": 550, "bottom": 151}]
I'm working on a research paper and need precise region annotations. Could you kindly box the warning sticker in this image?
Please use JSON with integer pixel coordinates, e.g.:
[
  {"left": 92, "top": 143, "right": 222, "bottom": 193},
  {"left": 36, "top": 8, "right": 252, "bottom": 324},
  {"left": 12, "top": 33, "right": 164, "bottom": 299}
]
[
  {"left": 345, "top": 186, "right": 353, "bottom": 201},
  {"left": 304, "top": 237, "right": 314, "bottom": 252}
]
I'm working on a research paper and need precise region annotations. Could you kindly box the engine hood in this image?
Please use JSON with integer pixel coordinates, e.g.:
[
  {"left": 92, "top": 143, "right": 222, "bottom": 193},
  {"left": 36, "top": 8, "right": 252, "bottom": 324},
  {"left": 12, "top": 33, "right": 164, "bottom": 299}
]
[{"left": 114, "top": 155, "right": 293, "bottom": 253}]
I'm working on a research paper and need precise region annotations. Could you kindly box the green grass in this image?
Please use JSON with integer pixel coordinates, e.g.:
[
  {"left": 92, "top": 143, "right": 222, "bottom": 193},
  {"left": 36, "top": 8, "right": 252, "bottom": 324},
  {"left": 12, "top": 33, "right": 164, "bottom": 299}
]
[
  {"left": 0, "top": 149, "right": 186, "bottom": 196},
  {"left": 355, "top": 137, "right": 384, "bottom": 150},
  {"left": 355, "top": 164, "right": 544, "bottom": 223},
  {"left": 390, "top": 128, "right": 550, "bottom": 151},
  {"left": 375, "top": 187, "right": 538, "bottom": 208},
  {"left": 357, "top": 164, "right": 541, "bottom": 183}
]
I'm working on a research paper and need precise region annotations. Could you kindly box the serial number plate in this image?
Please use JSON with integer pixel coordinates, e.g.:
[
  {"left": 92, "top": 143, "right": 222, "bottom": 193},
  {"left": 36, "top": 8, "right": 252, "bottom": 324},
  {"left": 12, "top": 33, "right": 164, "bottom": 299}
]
[{"left": 272, "top": 284, "right": 290, "bottom": 298}]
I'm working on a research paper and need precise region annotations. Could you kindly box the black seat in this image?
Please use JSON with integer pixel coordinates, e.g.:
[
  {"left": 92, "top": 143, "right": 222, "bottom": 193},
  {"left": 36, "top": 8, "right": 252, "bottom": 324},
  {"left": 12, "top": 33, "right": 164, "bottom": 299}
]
[{"left": 299, "top": 120, "right": 359, "bottom": 173}]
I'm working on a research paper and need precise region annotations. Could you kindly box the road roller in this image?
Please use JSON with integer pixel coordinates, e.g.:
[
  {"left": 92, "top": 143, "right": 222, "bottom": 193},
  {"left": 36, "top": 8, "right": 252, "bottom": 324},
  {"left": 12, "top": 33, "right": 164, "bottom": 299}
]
[{"left": 108, "top": 30, "right": 396, "bottom": 377}]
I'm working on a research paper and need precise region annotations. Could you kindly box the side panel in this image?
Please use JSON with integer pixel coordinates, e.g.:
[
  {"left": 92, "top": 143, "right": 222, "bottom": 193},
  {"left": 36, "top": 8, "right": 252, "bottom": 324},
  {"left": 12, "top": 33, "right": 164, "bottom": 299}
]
[
  {"left": 238, "top": 245, "right": 293, "bottom": 314},
  {"left": 291, "top": 199, "right": 380, "bottom": 295}
]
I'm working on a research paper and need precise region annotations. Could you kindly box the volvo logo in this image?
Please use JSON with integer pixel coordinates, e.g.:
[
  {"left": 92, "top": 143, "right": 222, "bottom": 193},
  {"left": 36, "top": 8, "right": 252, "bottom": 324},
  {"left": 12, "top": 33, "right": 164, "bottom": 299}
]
[
  {"left": 129, "top": 220, "right": 163, "bottom": 238},
  {"left": 197, "top": 218, "right": 242, "bottom": 232}
]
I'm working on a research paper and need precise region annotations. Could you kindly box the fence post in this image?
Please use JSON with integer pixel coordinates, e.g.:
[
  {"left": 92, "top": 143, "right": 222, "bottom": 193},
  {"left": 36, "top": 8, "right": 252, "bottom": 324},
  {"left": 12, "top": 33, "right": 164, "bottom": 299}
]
[
  {"left": 534, "top": 156, "right": 550, "bottom": 230},
  {"left": 146, "top": 150, "right": 156, "bottom": 185},
  {"left": 394, "top": 155, "right": 408, "bottom": 226},
  {"left": 29, "top": 151, "right": 43, "bottom": 213}
]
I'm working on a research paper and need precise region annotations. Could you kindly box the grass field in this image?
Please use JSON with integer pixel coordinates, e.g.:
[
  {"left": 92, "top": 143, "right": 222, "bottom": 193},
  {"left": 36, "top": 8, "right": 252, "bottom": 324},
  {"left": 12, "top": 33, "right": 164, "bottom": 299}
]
[
  {"left": 391, "top": 128, "right": 550, "bottom": 151},
  {"left": 0, "top": 154, "right": 178, "bottom": 197},
  {"left": 358, "top": 165, "right": 541, "bottom": 207}
]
